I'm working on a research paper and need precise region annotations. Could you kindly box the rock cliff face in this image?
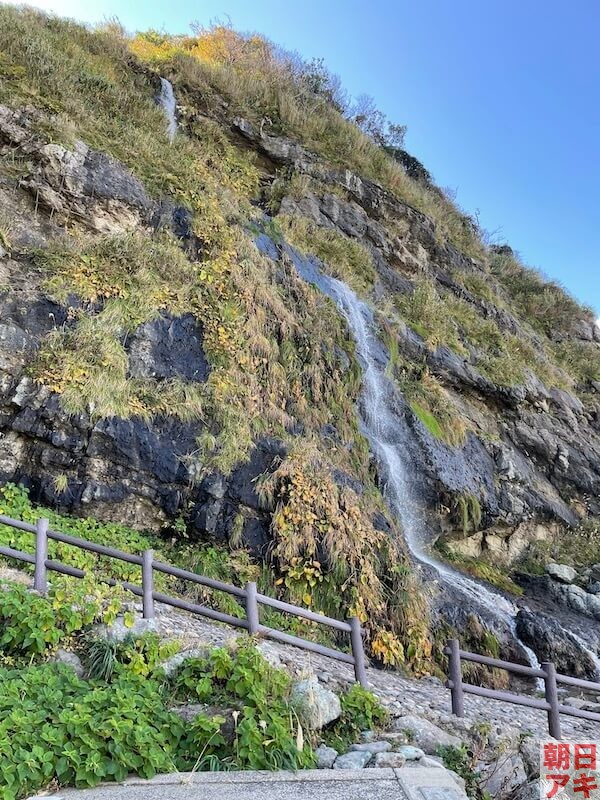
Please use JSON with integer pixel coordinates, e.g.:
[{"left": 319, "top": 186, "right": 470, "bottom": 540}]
[{"left": 1, "top": 9, "right": 599, "bottom": 672}]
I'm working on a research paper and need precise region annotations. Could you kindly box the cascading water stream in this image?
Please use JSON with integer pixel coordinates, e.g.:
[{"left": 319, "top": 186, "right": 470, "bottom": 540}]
[
  {"left": 157, "top": 77, "right": 177, "bottom": 144},
  {"left": 276, "top": 242, "right": 550, "bottom": 674}
]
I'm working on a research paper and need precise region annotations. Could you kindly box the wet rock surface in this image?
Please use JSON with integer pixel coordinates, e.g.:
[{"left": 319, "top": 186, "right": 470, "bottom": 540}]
[{"left": 515, "top": 609, "right": 598, "bottom": 678}]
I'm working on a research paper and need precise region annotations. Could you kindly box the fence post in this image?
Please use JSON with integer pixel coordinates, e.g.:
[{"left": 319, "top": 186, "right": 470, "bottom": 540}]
[
  {"left": 142, "top": 549, "right": 155, "bottom": 620},
  {"left": 350, "top": 616, "right": 368, "bottom": 687},
  {"left": 447, "top": 638, "right": 465, "bottom": 717},
  {"left": 34, "top": 517, "right": 49, "bottom": 595},
  {"left": 245, "top": 581, "right": 259, "bottom": 635},
  {"left": 542, "top": 661, "right": 562, "bottom": 740}
]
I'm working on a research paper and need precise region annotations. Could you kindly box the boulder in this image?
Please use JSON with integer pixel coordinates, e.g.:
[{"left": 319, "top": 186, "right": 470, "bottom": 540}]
[
  {"left": 391, "top": 715, "right": 461, "bottom": 754},
  {"left": 349, "top": 741, "right": 391, "bottom": 754},
  {"left": 52, "top": 648, "right": 85, "bottom": 678},
  {"left": 480, "top": 754, "right": 527, "bottom": 800},
  {"left": 519, "top": 737, "right": 541, "bottom": 779},
  {"left": 291, "top": 677, "right": 341, "bottom": 730},
  {"left": 545, "top": 563, "right": 578, "bottom": 584}
]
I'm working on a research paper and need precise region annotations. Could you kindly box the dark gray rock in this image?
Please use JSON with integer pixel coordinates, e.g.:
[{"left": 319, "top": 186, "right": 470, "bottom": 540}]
[
  {"left": 515, "top": 609, "right": 599, "bottom": 678},
  {"left": 82, "top": 149, "right": 151, "bottom": 209},
  {"left": 126, "top": 313, "right": 209, "bottom": 382},
  {"left": 151, "top": 200, "right": 203, "bottom": 260}
]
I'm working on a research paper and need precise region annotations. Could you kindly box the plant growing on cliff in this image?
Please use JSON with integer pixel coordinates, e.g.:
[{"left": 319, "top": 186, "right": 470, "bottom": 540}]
[
  {"left": 258, "top": 443, "right": 433, "bottom": 670},
  {"left": 277, "top": 213, "right": 377, "bottom": 294},
  {"left": 129, "top": 22, "right": 487, "bottom": 260}
]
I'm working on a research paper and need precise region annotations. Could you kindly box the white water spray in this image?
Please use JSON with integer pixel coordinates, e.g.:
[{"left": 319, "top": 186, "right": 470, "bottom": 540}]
[{"left": 157, "top": 77, "right": 177, "bottom": 144}]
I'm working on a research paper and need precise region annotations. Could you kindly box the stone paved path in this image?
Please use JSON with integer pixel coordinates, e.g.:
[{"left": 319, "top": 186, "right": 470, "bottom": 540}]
[
  {"left": 154, "top": 603, "right": 600, "bottom": 740},
  {"left": 53, "top": 767, "right": 466, "bottom": 800}
]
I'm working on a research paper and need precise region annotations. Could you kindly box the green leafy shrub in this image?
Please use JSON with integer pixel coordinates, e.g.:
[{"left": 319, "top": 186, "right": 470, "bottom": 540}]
[
  {"left": 172, "top": 640, "right": 313, "bottom": 770},
  {"left": 0, "top": 663, "right": 184, "bottom": 799},
  {"left": 0, "top": 578, "right": 129, "bottom": 664},
  {"left": 85, "top": 633, "right": 180, "bottom": 682},
  {"left": 322, "top": 684, "right": 388, "bottom": 752},
  {"left": 0, "top": 582, "right": 61, "bottom": 659}
]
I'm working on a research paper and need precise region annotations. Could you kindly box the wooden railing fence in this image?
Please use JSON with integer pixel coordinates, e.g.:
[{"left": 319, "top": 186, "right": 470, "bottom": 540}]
[
  {"left": 446, "top": 638, "right": 600, "bottom": 739},
  {"left": 0, "top": 514, "right": 367, "bottom": 685}
]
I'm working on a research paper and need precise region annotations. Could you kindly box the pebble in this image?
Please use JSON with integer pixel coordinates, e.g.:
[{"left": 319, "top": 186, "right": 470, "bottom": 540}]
[
  {"left": 333, "top": 751, "right": 372, "bottom": 769},
  {"left": 397, "top": 745, "right": 425, "bottom": 761},
  {"left": 349, "top": 741, "right": 391, "bottom": 754},
  {"left": 372, "top": 751, "right": 406, "bottom": 768}
]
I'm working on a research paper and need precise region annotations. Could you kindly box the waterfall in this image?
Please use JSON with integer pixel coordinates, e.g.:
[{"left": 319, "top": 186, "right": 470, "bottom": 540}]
[
  {"left": 157, "top": 77, "right": 177, "bottom": 144},
  {"left": 275, "top": 240, "right": 545, "bottom": 673}
]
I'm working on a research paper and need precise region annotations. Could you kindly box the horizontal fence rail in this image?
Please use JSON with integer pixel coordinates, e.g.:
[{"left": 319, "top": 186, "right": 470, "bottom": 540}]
[
  {"left": 0, "top": 515, "right": 368, "bottom": 685},
  {"left": 445, "top": 638, "right": 600, "bottom": 739}
]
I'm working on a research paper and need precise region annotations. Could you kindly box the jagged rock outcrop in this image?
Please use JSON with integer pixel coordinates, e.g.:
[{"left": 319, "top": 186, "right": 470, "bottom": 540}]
[
  {"left": 0, "top": 106, "right": 152, "bottom": 233},
  {"left": 515, "top": 609, "right": 598, "bottom": 677}
]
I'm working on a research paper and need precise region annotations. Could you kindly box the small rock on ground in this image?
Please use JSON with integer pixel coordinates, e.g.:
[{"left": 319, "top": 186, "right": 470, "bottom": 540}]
[
  {"left": 397, "top": 745, "right": 425, "bottom": 761},
  {"left": 333, "top": 751, "right": 372, "bottom": 769},
  {"left": 315, "top": 745, "right": 338, "bottom": 769},
  {"left": 349, "top": 741, "right": 391, "bottom": 754},
  {"left": 371, "top": 752, "right": 406, "bottom": 768}
]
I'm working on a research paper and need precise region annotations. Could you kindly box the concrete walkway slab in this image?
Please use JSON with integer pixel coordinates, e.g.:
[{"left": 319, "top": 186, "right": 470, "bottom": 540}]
[{"left": 50, "top": 767, "right": 466, "bottom": 800}]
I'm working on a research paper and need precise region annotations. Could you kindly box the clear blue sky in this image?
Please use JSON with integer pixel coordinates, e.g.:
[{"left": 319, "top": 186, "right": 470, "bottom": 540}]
[{"left": 24, "top": 0, "right": 600, "bottom": 314}]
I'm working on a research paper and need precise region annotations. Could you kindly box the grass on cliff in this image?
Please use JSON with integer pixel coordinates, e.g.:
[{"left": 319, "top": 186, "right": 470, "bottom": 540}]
[
  {"left": 276, "top": 213, "right": 377, "bottom": 294},
  {"left": 0, "top": 6, "right": 369, "bottom": 477},
  {"left": 128, "top": 25, "right": 487, "bottom": 261},
  {"left": 1, "top": 7, "right": 431, "bottom": 665},
  {"left": 391, "top": 277, "right": 574, "bottom": 390},
  {"left": 521, "top": 518, "right": 600, "bottom": 572}
]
